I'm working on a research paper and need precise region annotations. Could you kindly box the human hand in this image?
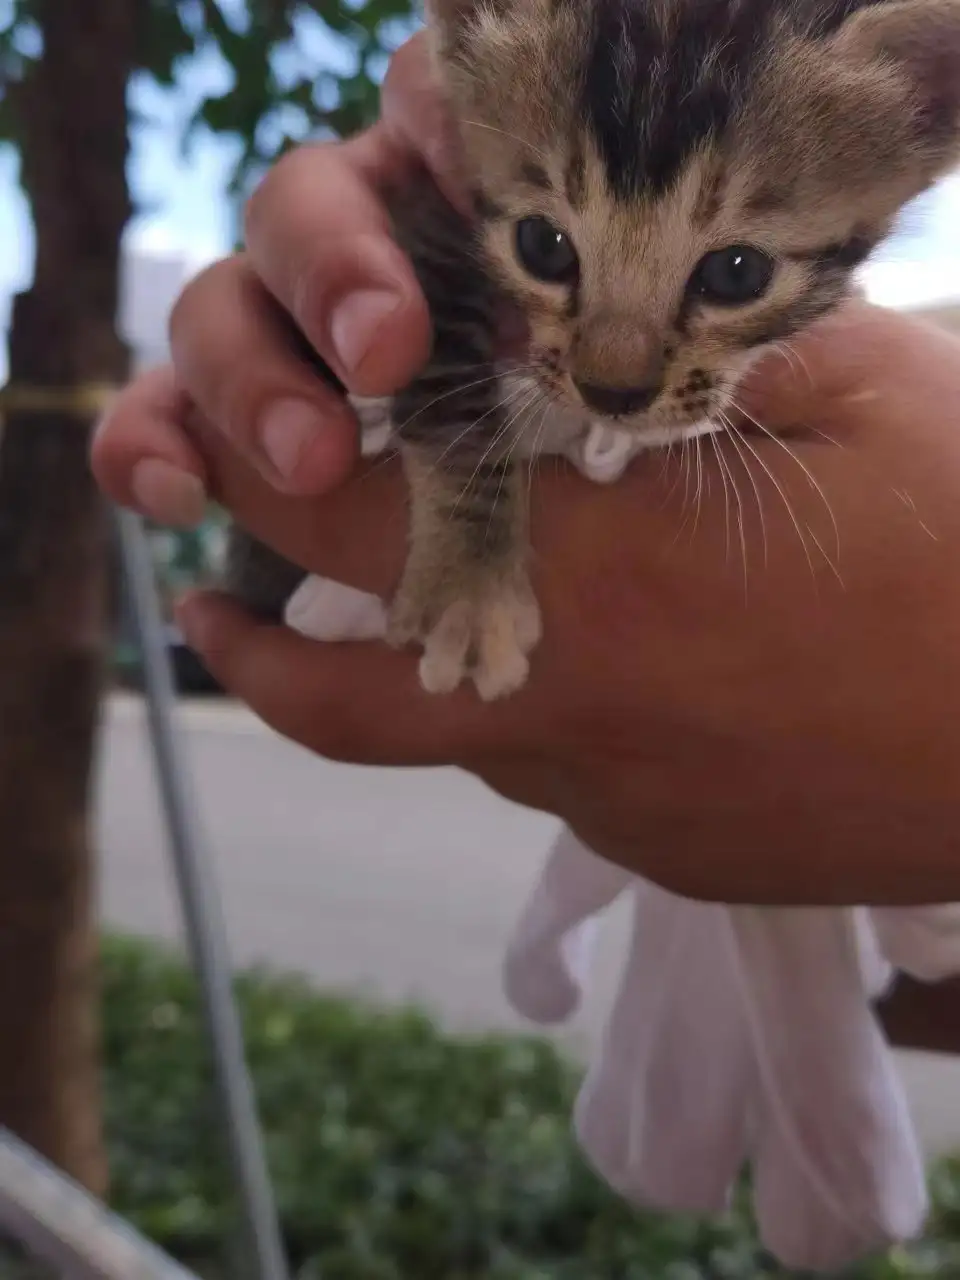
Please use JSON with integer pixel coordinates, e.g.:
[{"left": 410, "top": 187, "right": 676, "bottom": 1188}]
[
  {"left": 92, "top": 30, "right": 459, "bottom": 524},
  {"left": 100, "top": 294, "right": 960, "bottom": 906}
]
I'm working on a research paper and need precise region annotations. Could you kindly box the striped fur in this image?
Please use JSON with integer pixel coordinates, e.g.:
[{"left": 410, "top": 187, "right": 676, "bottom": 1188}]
[{"left": 224, "top": 176, "right": 541, "bottom": 699}]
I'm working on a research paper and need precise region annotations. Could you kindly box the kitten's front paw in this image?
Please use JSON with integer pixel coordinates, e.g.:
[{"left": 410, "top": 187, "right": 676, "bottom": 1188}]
[{"left": 387, "top": 570, "right": 542, "bottom": 701}]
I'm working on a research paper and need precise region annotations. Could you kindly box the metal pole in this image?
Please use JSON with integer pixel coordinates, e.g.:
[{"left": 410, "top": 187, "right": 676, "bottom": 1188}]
[
  {"left": 0, "top": 1127, "right": 200, "bottom": 1280},
  {"left": 113, "top": 507, "right": 289, "bottom": 1280}
]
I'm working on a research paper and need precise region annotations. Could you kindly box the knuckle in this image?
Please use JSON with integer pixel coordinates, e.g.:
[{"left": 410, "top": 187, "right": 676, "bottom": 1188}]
[
  {"left": 168, "top": 259, "right": 233, "bottom": 350},
  {"left": 383, "top": 29, "right": 430, "bottom": 101},
  {"left": 90, "top": 367, "right": 174, "bottom": 485},
  {"left": 242, "top": 160, "right": 280, "bottom": 249},
  {"left": 243, "top": 141, "right": 337, "bottom": 249},
  {"left": 88, "top": 403, "right": 122, "bottom": 479},
  {"left": 167, "top": 260, "right": 261, "bottom": 445}
]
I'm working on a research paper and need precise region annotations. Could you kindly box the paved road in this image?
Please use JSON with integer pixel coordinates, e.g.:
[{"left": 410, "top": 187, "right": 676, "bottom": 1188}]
[{"left": 96, "top": 693, "right": 960, "bottom": 1156}]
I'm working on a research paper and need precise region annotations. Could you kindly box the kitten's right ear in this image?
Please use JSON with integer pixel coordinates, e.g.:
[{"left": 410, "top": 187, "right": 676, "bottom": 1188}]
[
  {"left": 833, "top": 0, "right": 960, "bottom": 165},
  {"left": 425, "top": 0, "right": 532, "bottom": 55},
  {"left": 425, "top": 0, "right": 496, "bottom": 45}
]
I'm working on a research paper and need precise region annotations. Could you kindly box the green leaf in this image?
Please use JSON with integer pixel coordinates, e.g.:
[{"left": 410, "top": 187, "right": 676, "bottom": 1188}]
[
  {"left": 138, "top": 0, "right": 198, "bottom": 86},
  {"left": 90, "top": 932, "right": 960, "bottom": 1280},
  {"left": 5, "top": 0, "right": 403, "bottom": 198}
]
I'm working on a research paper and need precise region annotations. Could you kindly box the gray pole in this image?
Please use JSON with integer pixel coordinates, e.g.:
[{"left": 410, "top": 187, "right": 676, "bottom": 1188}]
[
  {"left": 113, "top": 507, "right": 289, "bottom": 1280},
  {"left": 0, "top": 1126, "right": 201, "bottom": 1280}
]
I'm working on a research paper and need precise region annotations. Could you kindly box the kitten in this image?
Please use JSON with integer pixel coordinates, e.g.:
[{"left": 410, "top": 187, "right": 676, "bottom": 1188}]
[{"left": 224, "top": 0, "right": 960, "bottom": 699}]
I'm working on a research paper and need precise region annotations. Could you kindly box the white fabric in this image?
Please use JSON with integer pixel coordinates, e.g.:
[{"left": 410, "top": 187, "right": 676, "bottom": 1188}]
[
  {"left": 282, "top": 409, "right": 957, "bottom": 1273},
  {"left": 505, "top": 835, "right": 950, "bottom": 1272}
]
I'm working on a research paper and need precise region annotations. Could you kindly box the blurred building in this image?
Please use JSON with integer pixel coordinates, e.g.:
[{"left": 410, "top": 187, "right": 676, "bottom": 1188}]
[
  {"left": 3, "top": 247, "right": 958, "bottom": 376},
  {"left": 116, "top": 249, "right": 190, "bottom": 372},
  {"left": 0, "top": 248, "right": 190, "bottom": 380}
]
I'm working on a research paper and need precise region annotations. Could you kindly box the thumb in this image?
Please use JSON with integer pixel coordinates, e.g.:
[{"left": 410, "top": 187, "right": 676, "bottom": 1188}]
[{"left": 174, "top": 589, "right": 532, "bottom": 766}]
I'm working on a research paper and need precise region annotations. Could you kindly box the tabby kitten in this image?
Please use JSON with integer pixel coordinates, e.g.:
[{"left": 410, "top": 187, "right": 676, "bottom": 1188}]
[{"left": 225, "top": 0, "right": 960, "bottom": 700}]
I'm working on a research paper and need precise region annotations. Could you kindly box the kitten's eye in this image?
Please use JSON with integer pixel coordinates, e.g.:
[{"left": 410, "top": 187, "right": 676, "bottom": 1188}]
[
  {"left": 690, "top": 245, "right": 775, "bottom": 305},
  {"left": 515, "top": 217, "right": 579, "bottom": 284}
]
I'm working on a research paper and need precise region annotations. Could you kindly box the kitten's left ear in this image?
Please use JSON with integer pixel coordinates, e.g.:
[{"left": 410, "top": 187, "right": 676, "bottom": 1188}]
[{"left": 833, "top": 0, "right": 960, "bottom": 163}]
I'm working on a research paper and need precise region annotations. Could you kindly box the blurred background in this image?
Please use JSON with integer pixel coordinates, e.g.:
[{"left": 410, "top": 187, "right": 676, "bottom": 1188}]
[{"left": 1, "top": 3, "right": 960, "bottom": 1276}]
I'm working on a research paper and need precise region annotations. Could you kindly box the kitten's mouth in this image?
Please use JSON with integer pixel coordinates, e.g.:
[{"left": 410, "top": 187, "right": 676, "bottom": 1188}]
[{"left": 508, "top": 347, "right": 730, "bottom": 450}]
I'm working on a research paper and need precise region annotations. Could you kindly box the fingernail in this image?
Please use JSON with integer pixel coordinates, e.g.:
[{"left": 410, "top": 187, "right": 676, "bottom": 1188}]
[
  {"left": 261, "top": 398, "right": 322, "bottom": 480},
  {"left": 330, "top": 289, "right": 402, "bottom": 375},
  {"left": 131, "top": 460, "right": 206, "bottom": 527}
]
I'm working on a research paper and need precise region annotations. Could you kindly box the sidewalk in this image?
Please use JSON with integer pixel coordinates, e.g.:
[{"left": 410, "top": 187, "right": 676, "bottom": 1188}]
[{"left": 96, "top": 692, "right": 960, "bottom": 1157}]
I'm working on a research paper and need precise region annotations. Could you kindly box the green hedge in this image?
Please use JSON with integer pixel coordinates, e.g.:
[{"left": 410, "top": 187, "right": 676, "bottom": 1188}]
[{"left": 16, "top": 936, "right": 960, "bottom": 1277}]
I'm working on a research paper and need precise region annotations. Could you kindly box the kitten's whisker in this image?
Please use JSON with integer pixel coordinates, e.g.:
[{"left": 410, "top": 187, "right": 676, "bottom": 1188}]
[
  {"left": 429, "top": 383, "right": 529, "bottom": 476},
  {"left": 451, "top": 389, "right": 541, "bottom": 519},
  {"left": 460, "top": 119, "right": 549, "bottom": 162},
  {"left": 693, "top": 434, "right": 705, "bottom": 539},
  {"left": 788, "top": 435, "right": 936, "bottom": 543},
  {"left": 779, "top": 340, "right": 814, "bottom": 391},
  {"left": 708, "top": 428, "right": 733, "bottom": 565},
  {"left": 353, "top": 440, "right": 402, "bottom": 487},
  {"left": 681, "top": 435, "right": 694, "bottom": 513},
  {"left": 890, "top": 488, "right": 939, "bottom": 541},
  {"left": 526, "top": 399, "right": 552, "bottom": 513},
  {"left": 723, "top": 414, "right": 822, "bottom": 586},
  {"left": 669, "top": 434, "right": 707, "bottom": 549},
  {"left": 719, "top": 412, "right": 769, "bottom": 570},
  {"left": 484, "top": 395, "right": 543, "bottom": 540},
  {"left": 916, "top": 517, "right": 939, "bottom": 542},
  {"left": 659, "top": 441, "right": 688, "bottom": 510},
  {"left": 490, "top": 395, "right": 544, "bottom": 536},
  {"left": 394, "top": 372, "right": 507, "bottom": 437},
  {"left": 663, "top": 435, "right": 694, "bottom": 523},
  {"left": 802, "top": 425, "right": 845, "bottom": 451},
  {"left": 394, "top": 366, "right": 536, "bottom": 438},
  {"left": 721, "top": 429, "right": 749, "bottom": 596},
  {"left": 805, "top": 523, "right": 846, "bottom": 588},
  {"left": 654, "top": 440, "right": 675, "bottom": 487},
  {"left": 771, "top": 341, "right": 804, "bottom": 388},
  {"left": 353, "top": 366, "right": 538, "bottom": 487},
  {"left": 791, "top": 426, "right": 936, "bottom": 540},
  {"left": 731, "top": 399, "right": 841, "bottom": 567}
]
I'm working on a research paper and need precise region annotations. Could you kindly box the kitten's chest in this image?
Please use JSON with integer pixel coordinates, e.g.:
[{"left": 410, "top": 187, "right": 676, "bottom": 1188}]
[
  {"left": 497, "top": 370, "right": 592, "bottom": 458},
  {"left": 348, "top": 369, "right": 591, "bottom": 461}
]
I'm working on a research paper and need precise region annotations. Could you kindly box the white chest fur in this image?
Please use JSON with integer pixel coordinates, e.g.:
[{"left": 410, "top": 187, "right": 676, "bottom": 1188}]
[{"left": 348, "top": 376, "right": 720, "bottom": 486}]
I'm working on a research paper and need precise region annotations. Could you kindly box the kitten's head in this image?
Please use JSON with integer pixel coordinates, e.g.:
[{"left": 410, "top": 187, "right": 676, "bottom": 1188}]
[{"left": 426, "top": 0, "right": 960, "bottom": 436}]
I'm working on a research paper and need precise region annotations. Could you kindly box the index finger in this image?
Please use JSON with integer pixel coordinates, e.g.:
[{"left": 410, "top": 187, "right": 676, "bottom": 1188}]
[{"left": 243, "top": 131, "right": 433, "bottom": 399}]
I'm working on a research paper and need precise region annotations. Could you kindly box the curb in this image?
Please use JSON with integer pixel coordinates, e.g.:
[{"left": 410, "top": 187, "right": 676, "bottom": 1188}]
[{"left": 104, "top": 689, "right": 268, "bottom": 736}]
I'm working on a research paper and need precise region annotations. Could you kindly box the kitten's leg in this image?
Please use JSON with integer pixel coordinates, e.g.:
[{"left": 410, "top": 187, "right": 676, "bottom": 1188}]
[
  {"left": 388, "top": 440, "right": 541, "bottom": 700},
  {"left": 382, "top": 174, "right": 543, "bottom": 699},
  {"left": 221, "top": 525, "right": 308, "bottom": 622},
  {"left": 219, "top": 364, "right": 393, "bottom": 622}
]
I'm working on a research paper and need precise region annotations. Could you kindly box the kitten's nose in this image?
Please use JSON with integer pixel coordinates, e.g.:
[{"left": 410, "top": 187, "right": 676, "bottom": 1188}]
[{"left": 573, "top": 379, "right": 659, "bottom": 417}]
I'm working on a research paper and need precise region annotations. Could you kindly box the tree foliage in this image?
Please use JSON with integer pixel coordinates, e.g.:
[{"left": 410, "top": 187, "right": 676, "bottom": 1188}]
[{"left": 0, "top": 0, "right": 417, "bottom": 202}]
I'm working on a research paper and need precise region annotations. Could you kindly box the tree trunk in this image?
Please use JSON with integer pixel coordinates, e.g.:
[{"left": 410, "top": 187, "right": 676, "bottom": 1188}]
[{"left": 0, "top": 0, "right": 136, "bottom": 1191}]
